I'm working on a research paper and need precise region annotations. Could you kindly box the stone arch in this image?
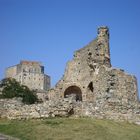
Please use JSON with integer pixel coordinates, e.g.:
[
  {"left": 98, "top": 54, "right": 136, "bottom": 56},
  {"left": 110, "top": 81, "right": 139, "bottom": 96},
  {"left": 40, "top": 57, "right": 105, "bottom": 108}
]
[{"left": 64, "top": 86, "right": 82, "bottom": 101}]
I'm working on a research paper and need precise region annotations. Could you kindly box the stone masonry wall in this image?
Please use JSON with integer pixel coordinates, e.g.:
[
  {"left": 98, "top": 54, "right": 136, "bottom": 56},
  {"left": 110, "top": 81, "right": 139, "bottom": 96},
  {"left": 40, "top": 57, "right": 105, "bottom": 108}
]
[
  {"left": 0, "top": 97, "right": 140, "bottom": 124},
  {"left": 0, "top": 98, "right": 74, "bottom": 120},
  {"left": 48, "top": 26, "right": 138, "bottom": 104},
  {"left": 0, "top": 26, "right": 139, "bottom": 123},
  {"left": 47, "top": 26, "right": 140, "bottom": 123}
]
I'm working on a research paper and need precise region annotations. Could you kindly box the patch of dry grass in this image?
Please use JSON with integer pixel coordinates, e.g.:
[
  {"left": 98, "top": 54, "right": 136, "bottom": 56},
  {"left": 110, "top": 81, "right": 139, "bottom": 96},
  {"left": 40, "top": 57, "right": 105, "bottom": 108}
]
[{"left": 0, "top": 118, "right": 140, "bottom": 140}]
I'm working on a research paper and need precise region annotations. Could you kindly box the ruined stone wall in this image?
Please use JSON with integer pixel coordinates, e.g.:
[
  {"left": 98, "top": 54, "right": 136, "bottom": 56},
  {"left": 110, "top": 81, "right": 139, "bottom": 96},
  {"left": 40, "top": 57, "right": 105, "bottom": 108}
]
[
  {"left": 41, "top": 26, "right": 140, "bottom": 123},
  {"left": 1, "top": 26, "right": 139, "bottom": 123},
  {"left": 48, "top": 26, "right": 138, "bottom": 105},
  {"left": 0, "top": 98, "right": 74, "bottom": 120},
  {"left": 0, "top": 98, "right": 140, "bottom": 123}
]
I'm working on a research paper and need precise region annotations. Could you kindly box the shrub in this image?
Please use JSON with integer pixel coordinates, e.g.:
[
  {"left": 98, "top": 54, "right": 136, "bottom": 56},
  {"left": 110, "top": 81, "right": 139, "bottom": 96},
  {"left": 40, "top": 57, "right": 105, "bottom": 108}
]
[{"left": 0, "top": 78, "right": 38, "bottom": 104}]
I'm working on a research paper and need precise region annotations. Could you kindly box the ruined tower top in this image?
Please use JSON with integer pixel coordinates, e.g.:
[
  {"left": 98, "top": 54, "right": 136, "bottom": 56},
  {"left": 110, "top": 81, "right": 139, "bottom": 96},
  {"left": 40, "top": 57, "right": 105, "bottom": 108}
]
[
  {"left": 97, "top": 26, "right": 109, "bottom": 39},
  {"left": 97, "top": 26, "right": 111, "bottom": 67}
]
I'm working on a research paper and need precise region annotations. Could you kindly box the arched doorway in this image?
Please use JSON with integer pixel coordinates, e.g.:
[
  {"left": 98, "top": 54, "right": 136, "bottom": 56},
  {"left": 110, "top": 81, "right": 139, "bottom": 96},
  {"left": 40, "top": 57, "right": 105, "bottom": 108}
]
[{"left": 64, "top": 86, "right": 82, "bottom": 101}]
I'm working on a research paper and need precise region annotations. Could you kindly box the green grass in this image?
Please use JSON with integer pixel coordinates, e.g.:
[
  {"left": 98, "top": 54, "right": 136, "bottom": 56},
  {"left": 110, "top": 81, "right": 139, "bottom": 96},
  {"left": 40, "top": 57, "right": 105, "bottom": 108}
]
[{"left": 0, "top": 118, "right": 140, "bottom": 140}]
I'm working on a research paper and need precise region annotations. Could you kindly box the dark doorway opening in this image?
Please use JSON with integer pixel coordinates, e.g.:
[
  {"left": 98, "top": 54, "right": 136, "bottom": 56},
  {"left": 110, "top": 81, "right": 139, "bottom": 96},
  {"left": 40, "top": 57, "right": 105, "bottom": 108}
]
[{"left": 64, "top": 86, "right": 82, "bottom": 101}]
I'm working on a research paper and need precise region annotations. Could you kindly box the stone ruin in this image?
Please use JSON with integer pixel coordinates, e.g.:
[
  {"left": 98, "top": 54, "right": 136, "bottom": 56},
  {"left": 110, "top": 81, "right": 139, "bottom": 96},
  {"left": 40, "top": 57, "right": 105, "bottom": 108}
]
[
  {"left": 0, "top": 26, "right": 140, "bottom": 123},
  {"left": 49, "top": 26, "right": 138, "bottom": 104}
]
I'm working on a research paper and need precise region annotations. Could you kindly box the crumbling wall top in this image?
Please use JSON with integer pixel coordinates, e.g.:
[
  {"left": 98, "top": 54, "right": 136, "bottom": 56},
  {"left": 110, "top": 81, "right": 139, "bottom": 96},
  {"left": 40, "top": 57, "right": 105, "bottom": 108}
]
[{"left": 98, "top": 26, "right": 109, "bottom": 38}]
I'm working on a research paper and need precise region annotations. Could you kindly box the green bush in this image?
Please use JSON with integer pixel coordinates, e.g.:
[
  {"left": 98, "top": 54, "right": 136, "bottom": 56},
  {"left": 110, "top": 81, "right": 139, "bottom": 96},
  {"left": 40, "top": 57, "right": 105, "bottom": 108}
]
[{"left": 0, "top": 78, "right": 38, "bottom": 104}]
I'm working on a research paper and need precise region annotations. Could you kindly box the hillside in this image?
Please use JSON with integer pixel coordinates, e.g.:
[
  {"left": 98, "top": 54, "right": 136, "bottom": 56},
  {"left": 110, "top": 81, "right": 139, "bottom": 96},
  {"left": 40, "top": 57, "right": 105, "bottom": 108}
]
[{"left": 0, "top": 118, "right": 140, "bottom": 140}]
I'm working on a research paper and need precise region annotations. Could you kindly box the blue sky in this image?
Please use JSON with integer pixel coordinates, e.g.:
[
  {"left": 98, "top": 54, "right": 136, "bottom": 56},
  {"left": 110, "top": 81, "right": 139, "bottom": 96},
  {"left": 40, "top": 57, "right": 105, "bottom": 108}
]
[{"left": 0, "top": 0, "right": 140, "bottom": 96}]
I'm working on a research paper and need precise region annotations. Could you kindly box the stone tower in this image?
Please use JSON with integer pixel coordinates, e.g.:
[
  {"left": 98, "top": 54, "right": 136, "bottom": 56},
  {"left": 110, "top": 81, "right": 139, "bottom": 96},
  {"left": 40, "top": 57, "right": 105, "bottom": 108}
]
[{"left": 6, "top": 60, "right": 51, "bottom": 91}]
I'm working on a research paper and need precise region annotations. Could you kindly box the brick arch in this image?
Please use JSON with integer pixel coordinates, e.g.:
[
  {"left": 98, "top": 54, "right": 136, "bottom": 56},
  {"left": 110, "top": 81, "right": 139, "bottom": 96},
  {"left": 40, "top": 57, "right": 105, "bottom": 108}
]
[{"left": 64, "top": 86, "right": 82, "bottom": 101}]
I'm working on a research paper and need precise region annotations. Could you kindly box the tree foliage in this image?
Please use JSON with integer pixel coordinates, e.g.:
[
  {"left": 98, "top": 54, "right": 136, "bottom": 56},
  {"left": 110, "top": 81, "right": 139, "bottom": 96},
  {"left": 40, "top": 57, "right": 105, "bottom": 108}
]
[{"left": 0, "top": 78, "right": 38, "bottom": 104}]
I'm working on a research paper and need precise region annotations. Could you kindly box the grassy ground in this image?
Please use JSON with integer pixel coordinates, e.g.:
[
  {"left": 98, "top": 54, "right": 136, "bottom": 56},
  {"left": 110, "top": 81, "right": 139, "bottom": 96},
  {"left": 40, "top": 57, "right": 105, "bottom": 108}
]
[{"left": 0, "top": 118, "right": 140, "bottom": 140}]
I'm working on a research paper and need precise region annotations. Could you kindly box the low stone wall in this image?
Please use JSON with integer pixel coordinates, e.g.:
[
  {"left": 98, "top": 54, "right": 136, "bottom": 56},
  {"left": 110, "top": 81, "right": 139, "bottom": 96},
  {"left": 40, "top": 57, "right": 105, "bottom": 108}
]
[
  {"left": 73, "top": 102, "right": 140, "bottom": 123},
  {"left": 0, "top": 98, "right": 140, "bottom": 124},
  {"left": 0, "top": 98, "right": 74, "bottom": 120}
]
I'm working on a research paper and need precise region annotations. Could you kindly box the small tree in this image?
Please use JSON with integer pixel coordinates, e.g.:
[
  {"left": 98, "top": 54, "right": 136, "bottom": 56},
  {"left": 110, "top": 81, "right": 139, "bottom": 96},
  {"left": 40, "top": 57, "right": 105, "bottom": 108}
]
[
  {"left": 21, "top": 85, "right": 38, "bottom": 104},
  {"left": 0, "top": 78, "right": 38, "bottom": 104}
]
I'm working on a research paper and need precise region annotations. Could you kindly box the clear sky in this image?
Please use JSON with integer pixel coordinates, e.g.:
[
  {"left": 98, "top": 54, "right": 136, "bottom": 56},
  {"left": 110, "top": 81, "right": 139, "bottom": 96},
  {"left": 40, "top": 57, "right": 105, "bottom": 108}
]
[{"left": 0, "top": 0, "right": 140, "bottom": 96}]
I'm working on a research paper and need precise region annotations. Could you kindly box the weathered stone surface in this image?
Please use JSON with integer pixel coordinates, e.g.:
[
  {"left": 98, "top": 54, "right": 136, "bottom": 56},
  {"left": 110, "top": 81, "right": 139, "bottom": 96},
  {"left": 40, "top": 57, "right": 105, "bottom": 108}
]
[
  {"left": 48, "top": 26, "right": 138, "bottom": 104},
  {"left": 47, "top": 26, "right": 139, "bottom": 123},
  {"left": 0, "top": 98, "right": 74, "bottom": 120},
  {"left": 0, "top": 26, "right": 140, "bottom": 123},
  {"left": 5, "top": 61, "right": 50, "bottom": 91},
  {"left": 0, "top": 97, "right": 140, "bottom": 123}
]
